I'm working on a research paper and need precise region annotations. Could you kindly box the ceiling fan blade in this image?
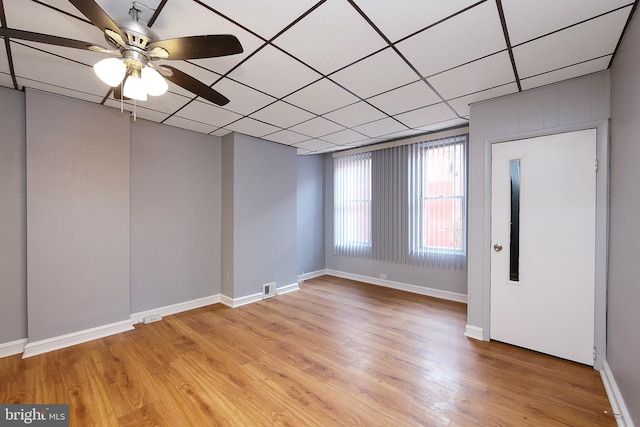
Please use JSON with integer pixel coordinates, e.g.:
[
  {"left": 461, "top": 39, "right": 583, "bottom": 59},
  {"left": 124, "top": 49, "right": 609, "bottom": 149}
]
[
  {"left": 147, "top": 35, "right": 243, "bottom": 60},
  {"left": 162, "top": 66, "right": 230, "bottom": 106},
  {"left": 0, "top": 27, "right": 105, "bottom": 51},
  {"left": 68, "top": 0, "right": 126, "bottom": 41}
]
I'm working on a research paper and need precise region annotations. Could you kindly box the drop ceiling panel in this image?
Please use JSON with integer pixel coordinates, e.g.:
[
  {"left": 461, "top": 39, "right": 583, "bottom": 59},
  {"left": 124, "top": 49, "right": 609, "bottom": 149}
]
[
  {"left": 513, "top": 7, "right": 630, "bottom": 78},
  {"left": 127, "top": 91, "right": 192, "bottom": 115},
  {"left": 273, "top": 0, "right": 387, "bottom": 74},
  {"left": 331, "top": 48, "right": 420, "bottom": 99},
  {"left": 0, "top": 44, "right": 10, "bottom": 73},
  {"left": 176, "top": 100, "right": 244, "bottom": 128},
  {"left": 397, "top": 1, "right": 507, "bottom": 78},
  {"left": 103, "top": 101, "right": 170, "bottom": 123},
  {"left": 198, "top": 0, "right": 319, "bottom": 40},
  {"left": 428, "top": 52, "right": 515, "bottom": 100},
  {"left": 502, "top": 0, "right": 633, "bottom": 46},
  {"left": 354, "top": 0, "right": 481, "bottom": 42},
  {"left": 352, "top": 117, "right": 408, "bottom": 138},
  {"left": 294, "top": 139, "right": 337, "bottom": 153},
  {"left": 261, "top": 130, "right": 309, "bottom": 145},
  {"left": 22, "top": 82, "right": 105, "bottom": 104},
  {"left": 395, "top": 103, "right": 457, "bottom": 128},
  {"left": 323, "top": 101, "right": 387, "bottom": 128},
  {"left": 289, "top": 117, "right": 346, "bottom": 138},
  {"left": 3, "top": 0, "right": 105, "bottom": 47},
  {"left": 521, "top": 56, "right": 612, "bottom": 91},
  {"left": 11, "top": 43, "right": 105, "bottom": 98},
  {"left": 251, "top": 101, "right": 316, "bottom": 129},
  {"left": 321, "top": 129, "right": 369, "bottom": 145},
  {"left": 147, "top": 0, "right": 264, "bottom": 75},
  {"left": 164, "top": 116, "right": 218, "bottom": 134},
  {"left": 225, "top": 117, "right": 281, "bottom": 137},
  {"left": 0, "top": 74, "right": 14, "bottom": 88},
  {"left": 212, "top": 78, "right": 277, "bottom": 115},
  {"left": 283, "top": 78, "right": 359, "bottom": 115},
  {"left": 367, "top": 81, "right": 442, "bottom": 115},
  {"left": 417, "top": 118, "right": 469, "bottom": 133},
  {"left": 447, "top": 83, "right": 519, "bottom": 117},
  {"left": 228, "top": 44, "right": 321, "bottom": 98}
]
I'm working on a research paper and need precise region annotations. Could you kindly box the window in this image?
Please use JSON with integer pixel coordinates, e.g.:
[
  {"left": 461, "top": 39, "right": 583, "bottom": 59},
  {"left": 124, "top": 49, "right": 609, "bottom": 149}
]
[
  {"left": 418, "top": 139, "right": 465, "bottom": 252},
  {"left": 334, "top": 152, "right": 372, "bottom": 256}
]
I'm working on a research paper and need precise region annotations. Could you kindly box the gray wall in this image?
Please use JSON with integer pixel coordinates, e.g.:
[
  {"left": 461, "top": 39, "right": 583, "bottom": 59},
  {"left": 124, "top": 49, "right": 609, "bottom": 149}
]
[
  {"left": 609, "top": 8, "right": 640, "bottom": 422},
  {"left": 222, "top": 133, "right": 298, "bottom": 298},
  {"left": 131, "top": 120, "right": 222, "bottom": 313},
  {"left": 25, "top": 89, "right": 131, "bottom": 341},
  {"left": 297, "top": 154, "right": 325, "bottom": 276},
  {"left": 0, "top": 87, "right": 27, "bottom": 343},
  {"left": 467, "top": 72, "right": 610, "bottom": 365},
  {"left": 324, "top": 154, "right": 468, "bottom": 295},
  {"left": 221, "top": 134, "right": 235, "bottom": 297}
]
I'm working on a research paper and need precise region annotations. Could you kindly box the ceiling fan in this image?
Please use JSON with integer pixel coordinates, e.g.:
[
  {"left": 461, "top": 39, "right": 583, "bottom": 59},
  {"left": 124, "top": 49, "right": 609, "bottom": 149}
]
[{"left": 0, "top": 0, "right": 243, "bottom": 105}]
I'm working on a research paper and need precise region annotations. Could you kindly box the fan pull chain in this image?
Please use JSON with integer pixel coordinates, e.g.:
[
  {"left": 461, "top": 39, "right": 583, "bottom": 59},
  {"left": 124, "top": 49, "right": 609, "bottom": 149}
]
[
  {"left": 120, "top": 81, "right": 123, "bottom": 113},
  {"left": 133, "top": 99, "right": 137, "bottom": 121}
]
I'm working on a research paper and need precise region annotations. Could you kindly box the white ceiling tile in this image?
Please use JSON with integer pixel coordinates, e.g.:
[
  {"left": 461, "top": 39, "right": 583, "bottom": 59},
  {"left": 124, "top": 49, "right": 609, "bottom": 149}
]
[
  {"left": 428, "top": 52, "right": 515, "bottom": 100},
  {"left": 323, "top": 101, "right": 386, "bottom": 128},
  {"left": 416, "top": 118, "right": 469, "bottom": 133},
  {"left": 225, "top": 117, "right": 281, "bottom": 137},
  {"left": 367, "top": 81, "right": 442, "bottom": 115},
  {"left": 395, "top": 103, "right": 457, "bottom": 128},
  {"left": 289, "top": 117, "right": 345, "bottom": 138},
  {"left": 294, "top": 139, "right": 337, "bottom": 152},
  {"left": 273, "top": 0, "right": 387, "bottom": 74},
  {"left": 3, "top": 0, "right": 106, "bottom": 48},
  {"left": 210, "top": 129, "right": 233, "bottom": 138},
  {"left": 397, "top": 1, "right": 506, "bottom": 77},
  {"left": 250, "top": 101, "right": 315, "bottom": 129},
  {"left": 164, "top": 116, "right": 218, "bottom": 134},
  {"left": 297, "top": 147, "right": 313, "bottom": 155},
  {"left": 0, "top": 74, "right": 14, "bottom": 88},
  {"left": 177, "top": 100, "right": 244, "bottom": 127},
  {"left": 521, "top": 56, "right": 612, "bottom": 91},
  {"left": 503, "top": 0, "right": 633, "bottom": 46},
  {"left": 0, "top": 44, "right": 10, "bottom": 73},
  {"left": 198, "top": 0, "right": 318, "bottom": 40},
  {"left": 513, "top": 8, "right": 629, "bottom": 79},
  {"left": 331, "top": 48, "right": 419, "bottom": 98},
  {"left": 321, "top": 129, "right": 369, "bottom": 145},
  {"left": 283, "top": 78, "right": 359, "bottom": 115},
  {"left": 103, "top": 101, "right": 171, "bottom": 123},
  {"left": 10, "top": 43, "right": 106, "bottom": 98},
  {"left": 213, "top": 78, "right": 276, "bottom": 115},
  {"left": 262, "top": 130, "right": 309, "bottom": 145},
  {"left": 352, "top": 117, "right": 408, "bottom": 138},
  {"left": 447, "top": 83, "right": 519, "bottom": 117},
  {"left": 148, "top": 0, "right": 263, "bottom": 76},
  {"left": 228, "top": 44, "right": 321, "bottom": 98},
  {"left": 354, "top": 0, "right": 480, "bottom": 42},
  {"left": 21, "top": 82, "right": 105, "bottom": 105},
  {"left": 102, "top": 89, "right": 191, "bottom": 116}
]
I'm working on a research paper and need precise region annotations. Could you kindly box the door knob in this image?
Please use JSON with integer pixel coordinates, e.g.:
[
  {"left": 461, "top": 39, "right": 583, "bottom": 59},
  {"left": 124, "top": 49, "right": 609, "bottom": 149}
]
[{"left": 493, "top": 243, "right": 503, "bottom": 252}]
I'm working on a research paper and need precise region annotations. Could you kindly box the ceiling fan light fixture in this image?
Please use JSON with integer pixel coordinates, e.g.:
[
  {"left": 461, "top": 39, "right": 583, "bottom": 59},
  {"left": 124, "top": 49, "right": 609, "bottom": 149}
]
[
  {"left": 123, "top": 70, "right": 148, "bottom": 101},
  {"left": 93, "top": 57, "right": 126, "bottom": 87},
  {"left": 141, "top": 66, "right": 168, "bottom": 96}
]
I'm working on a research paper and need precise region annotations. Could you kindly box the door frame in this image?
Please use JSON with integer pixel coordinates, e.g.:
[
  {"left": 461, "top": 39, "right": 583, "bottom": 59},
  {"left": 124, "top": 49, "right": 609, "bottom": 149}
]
[{"left": 481, "top": 120, "right": 609, "bottom": 369}]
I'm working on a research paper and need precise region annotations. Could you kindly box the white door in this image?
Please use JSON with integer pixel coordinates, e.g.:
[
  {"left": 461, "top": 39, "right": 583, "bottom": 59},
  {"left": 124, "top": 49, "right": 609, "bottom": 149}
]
[{"left": 490, "top": 129, "right": 596, "bottom": 366}]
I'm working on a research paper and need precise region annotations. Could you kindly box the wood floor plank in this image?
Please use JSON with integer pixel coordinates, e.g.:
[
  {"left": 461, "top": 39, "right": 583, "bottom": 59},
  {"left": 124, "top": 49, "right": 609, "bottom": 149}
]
[{"left": 0, "top": 276, "right": 616, "bottom": 426}]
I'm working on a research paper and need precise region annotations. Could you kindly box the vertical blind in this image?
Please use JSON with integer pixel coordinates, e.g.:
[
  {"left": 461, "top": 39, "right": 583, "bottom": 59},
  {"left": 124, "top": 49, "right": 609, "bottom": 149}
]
[{"left": 334, "top": 134, "right": 467, "bottom": 269}]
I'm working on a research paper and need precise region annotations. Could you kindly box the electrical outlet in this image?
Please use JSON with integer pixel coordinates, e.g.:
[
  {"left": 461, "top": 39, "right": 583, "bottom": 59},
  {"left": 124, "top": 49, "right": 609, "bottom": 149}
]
[
  {"left": 263, "top": 282, "right": 276, "bottom": 299},
  {"left": 143, "top": 314, "right": 163, "bottom": 324}
]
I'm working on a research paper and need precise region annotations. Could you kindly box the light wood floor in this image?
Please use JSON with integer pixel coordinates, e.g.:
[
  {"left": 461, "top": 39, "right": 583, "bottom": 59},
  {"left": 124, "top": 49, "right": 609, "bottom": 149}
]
[{"left": 1, "top": 276, "right": 616, "bottom": 426}]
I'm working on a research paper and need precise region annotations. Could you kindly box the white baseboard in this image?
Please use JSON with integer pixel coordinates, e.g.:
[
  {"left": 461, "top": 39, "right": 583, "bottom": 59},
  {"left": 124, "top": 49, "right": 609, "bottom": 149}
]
[
  {"left": 298, "top": 270, "right": 326, "bottom": 282},
  {"left": 601, "top": 360, "right": 635, "bottom": 427},
  {"left": 220, "top": 292, "right": 263, "bottom": 308},
  {"left": 277, "top": 282, "right": 300, "bottom": 295},
  {"left": 0, "top": 338, "right": 28, "bottom": 358},
  {"left": 131, "top": 294, "right": 221, "bottom": 324},
  {"left": 325, "top": 269, "right": 468, "bottom": 304},
  {"left": 464, "top": 325, "right": 484, "bottom": 341},
  {"left": 22, "top": 319, "right": 134, "bottom": 359}
]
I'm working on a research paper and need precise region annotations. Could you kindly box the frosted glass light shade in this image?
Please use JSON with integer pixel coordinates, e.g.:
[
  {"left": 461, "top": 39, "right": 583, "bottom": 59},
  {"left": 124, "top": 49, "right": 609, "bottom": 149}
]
[
  {"left": 123, "top": 75, "right": 148, "bottom": 101},
  {"left": 93, "top": 58, "right": 126, "bottom": 87},
  {"left": 141, "top": 66, "right": 168, "bottom": 96}
]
